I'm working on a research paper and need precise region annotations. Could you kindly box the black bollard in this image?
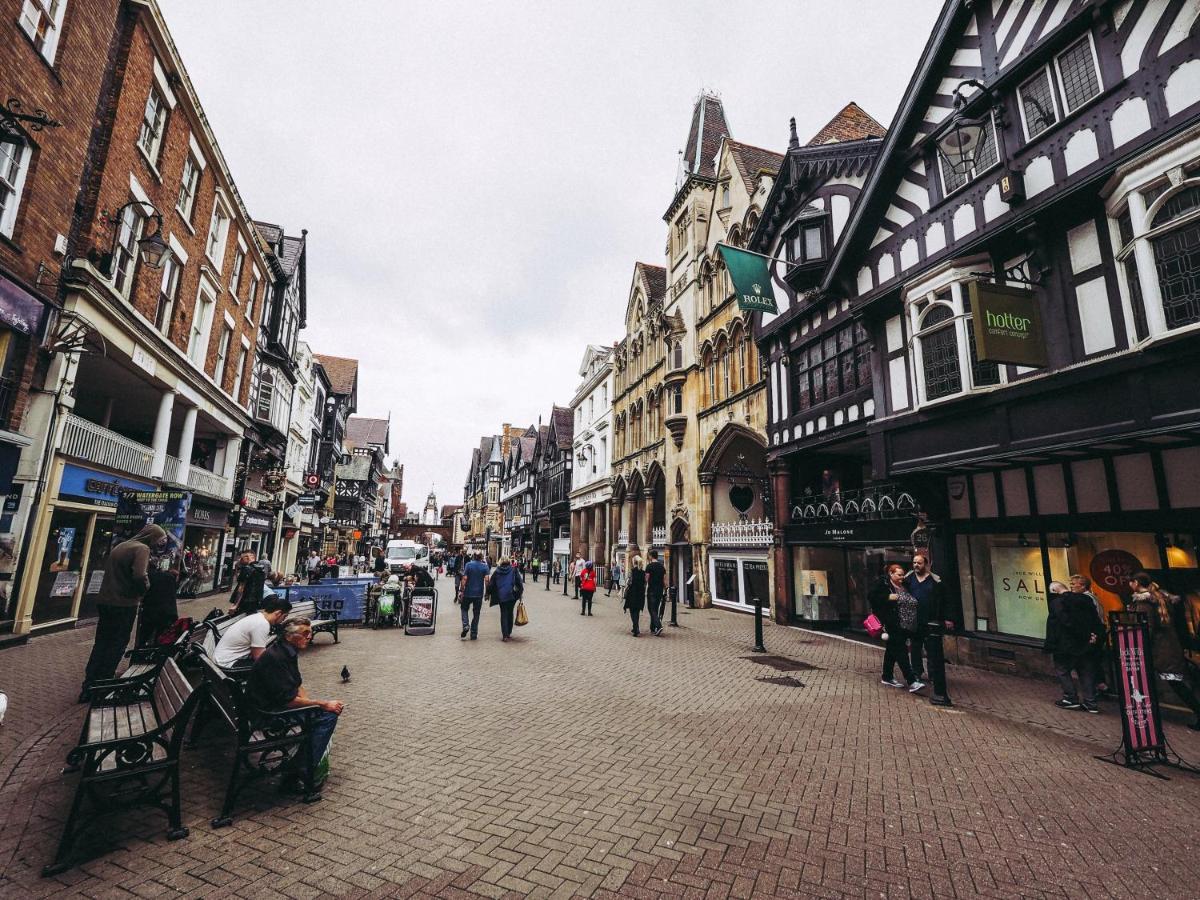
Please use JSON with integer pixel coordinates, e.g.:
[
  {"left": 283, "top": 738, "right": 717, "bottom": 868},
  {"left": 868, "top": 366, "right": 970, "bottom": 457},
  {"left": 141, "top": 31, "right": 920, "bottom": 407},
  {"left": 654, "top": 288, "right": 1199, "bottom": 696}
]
[
  {"left": 926, "top": 627, "right": 953, "bottom": 705},
  {"left": 544, "top": 566, "right": 550, "bottom": 591},
  {"left": 753, "top": 597, "right": 766, "bottom": 652},
  {"left": 669, "top": 584, "right": 678, "bottom": 627}
]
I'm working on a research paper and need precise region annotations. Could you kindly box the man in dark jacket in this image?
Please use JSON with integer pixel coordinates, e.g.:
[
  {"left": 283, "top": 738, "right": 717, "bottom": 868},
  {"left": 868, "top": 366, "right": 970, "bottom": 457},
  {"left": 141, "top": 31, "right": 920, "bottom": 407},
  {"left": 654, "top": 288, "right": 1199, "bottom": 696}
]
[
  {"left": 80, "top": 524, "right": 168, "bottom": 700},
  {"left": 645, "top": 551, "right": 667, "bottom": 636},
  {"left": 228, "top": 550, "right": 271, "bottom": 614},
  {"left": 488, "top": 557, "right": 523, "bottom": 641},
  {"left": 904, "top": 553, "right": 954, "bottom": 706},
  {"left": 1045, "top": 586, "right": 1104, "bottom": 712}
]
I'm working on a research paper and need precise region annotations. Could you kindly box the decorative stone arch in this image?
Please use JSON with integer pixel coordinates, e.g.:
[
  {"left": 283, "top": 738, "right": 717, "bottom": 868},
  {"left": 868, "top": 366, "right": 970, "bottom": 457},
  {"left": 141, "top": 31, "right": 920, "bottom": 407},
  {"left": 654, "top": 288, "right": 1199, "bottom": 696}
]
[
  {"left": 611, "top": 473, "right": 628, "bottom": 503},
  {"left": 743, "top": 205, "right": 761, "bottom": 236},
  {"left": 669, "top": 516, "right": 690, "bottom": 544},
  {"left": 698, "top": 422, "right": 768, "bottom": 476},
  {"left": 644, "top": 460, "right": 666, "bottom": 492},
  {"left": 727, "top": 223, "right": 744, "bottom": 248},
  {"left": 626, "top": 467, "right": 645, "bottom": 498}
]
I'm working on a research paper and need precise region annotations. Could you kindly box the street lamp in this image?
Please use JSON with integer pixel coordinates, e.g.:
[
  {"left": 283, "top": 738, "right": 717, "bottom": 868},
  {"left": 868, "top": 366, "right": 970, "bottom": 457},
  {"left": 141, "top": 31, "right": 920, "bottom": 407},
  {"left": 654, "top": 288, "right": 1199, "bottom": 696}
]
[
  {"left": 98, "top": 200, "right": 171, "bottom": 275},
  {"left": 936, "top": 83, "right": 992, "bottom": 176}
]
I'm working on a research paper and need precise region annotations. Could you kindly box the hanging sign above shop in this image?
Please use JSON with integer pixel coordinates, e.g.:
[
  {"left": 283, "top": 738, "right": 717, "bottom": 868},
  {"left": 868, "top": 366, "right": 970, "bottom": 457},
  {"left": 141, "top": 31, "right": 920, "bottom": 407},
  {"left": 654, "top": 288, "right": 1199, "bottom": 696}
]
[
  {"left": 717, "top": 244, "right": 779, "bottom": 314},
  {"left": 968, "top": 281, "right": 1048, "bottom": 367}
]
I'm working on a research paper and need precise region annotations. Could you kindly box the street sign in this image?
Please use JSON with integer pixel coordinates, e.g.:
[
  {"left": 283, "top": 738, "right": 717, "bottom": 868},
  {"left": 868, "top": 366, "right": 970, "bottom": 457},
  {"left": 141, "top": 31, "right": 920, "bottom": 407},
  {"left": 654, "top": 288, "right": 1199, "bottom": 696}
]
[{"left": 298, "top": 493, "right": 319, "bottom": 505}]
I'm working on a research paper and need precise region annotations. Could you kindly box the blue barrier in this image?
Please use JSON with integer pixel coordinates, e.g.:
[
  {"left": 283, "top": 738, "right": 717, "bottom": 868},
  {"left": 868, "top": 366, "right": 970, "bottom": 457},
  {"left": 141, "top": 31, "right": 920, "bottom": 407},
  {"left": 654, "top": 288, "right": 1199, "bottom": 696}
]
[{"left": 284, "top": 581, "right": 369, "bottom": 623}]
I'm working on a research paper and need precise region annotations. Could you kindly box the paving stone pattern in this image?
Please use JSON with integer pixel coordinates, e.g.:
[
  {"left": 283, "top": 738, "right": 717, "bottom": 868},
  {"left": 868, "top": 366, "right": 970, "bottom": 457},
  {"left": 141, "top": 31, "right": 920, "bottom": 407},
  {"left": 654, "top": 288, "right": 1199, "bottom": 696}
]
[{"left": 1, "top": 575, "right": 1199, "bottom": 898}]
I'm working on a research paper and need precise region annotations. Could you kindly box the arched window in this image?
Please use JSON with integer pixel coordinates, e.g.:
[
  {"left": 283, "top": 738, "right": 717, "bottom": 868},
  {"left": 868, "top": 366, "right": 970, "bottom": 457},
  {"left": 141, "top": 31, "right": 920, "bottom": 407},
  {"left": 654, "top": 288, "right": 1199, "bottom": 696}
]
[
  {"left": 1150, "top": 184, "right": 1200, "bottom": 330},
  {"left": 671, "top": 385, "right": 683, "bottom": 416},
  {"left": 672, "top": 340, "right": 683, "bottom": 370},
  {"left": 917, "top": 303, "right": 961, "bottom": 401},
  {"left": 705, "top": 349, "right": 715, "bottom": 404},
  {"left": 721, "top": 341, "right": 732, "bottom": 399}
]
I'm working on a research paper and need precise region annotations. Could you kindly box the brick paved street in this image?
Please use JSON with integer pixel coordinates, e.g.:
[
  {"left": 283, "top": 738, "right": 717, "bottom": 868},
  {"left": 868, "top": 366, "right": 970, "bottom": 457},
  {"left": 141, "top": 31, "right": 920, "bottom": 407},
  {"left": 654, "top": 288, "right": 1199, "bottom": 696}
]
[{"left": 2, "top": 574, "right": 1200, "bottom": 898}]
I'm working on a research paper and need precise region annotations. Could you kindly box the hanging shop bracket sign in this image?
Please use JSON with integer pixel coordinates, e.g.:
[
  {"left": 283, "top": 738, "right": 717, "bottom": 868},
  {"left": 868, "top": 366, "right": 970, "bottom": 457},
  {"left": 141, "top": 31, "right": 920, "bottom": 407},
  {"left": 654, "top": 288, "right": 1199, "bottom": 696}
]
[
  {"left": 717, "top": 244, "right": 779, "bottom": 315},
  {"left": 967, "top": 281, "right": 1048, "bottom": 367}
]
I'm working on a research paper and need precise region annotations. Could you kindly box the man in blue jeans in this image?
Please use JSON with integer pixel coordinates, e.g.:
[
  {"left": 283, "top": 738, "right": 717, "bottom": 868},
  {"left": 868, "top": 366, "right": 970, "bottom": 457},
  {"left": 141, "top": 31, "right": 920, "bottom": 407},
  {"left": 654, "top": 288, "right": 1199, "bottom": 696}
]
[
  {"left": 247, "top": 617, "right": 344, "bottom": 791},
  {"left": 459, "top": 551, "right": 490, "bottom": 640}
]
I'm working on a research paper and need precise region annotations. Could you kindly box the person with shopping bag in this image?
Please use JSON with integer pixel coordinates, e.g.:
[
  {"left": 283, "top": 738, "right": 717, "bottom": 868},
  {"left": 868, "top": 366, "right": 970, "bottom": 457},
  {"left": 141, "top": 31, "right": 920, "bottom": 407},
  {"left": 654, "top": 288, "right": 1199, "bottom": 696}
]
[
  {"left": 488, "top": 556, "right": 525, "bottom": 642},
  {"left": 868, "top": 563, "right": 924, "bottom": 692}
]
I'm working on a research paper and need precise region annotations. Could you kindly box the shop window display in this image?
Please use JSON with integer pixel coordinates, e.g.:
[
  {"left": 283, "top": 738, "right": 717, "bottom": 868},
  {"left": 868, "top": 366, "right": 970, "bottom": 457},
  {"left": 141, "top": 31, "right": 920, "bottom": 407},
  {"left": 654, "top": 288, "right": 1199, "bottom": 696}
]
[{"left": 32, "top": 510, "right": 91, "bottom": 625}]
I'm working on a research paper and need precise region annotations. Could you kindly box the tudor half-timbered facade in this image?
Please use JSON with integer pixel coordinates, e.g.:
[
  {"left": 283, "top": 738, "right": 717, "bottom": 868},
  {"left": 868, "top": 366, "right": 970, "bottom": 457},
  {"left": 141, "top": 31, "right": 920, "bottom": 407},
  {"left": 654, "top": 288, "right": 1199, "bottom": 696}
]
[{"left": 758, "top": 0, "right": 1200, "bottom": 674}]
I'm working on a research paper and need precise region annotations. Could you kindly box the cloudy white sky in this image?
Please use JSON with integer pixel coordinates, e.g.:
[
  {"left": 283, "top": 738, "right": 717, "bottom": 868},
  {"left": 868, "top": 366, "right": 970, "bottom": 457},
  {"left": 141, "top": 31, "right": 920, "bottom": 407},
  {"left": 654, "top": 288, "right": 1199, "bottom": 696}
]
[{"left": 159, "top": 0, "right": 942, "bottom": 509}]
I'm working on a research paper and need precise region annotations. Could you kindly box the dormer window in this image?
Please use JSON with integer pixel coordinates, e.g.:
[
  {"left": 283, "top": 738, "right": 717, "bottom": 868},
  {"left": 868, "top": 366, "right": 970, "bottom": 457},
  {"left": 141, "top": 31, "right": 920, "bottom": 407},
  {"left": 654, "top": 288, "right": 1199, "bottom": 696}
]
[{"left": 785, "top": 218, "right": 828, "bottom": 266}]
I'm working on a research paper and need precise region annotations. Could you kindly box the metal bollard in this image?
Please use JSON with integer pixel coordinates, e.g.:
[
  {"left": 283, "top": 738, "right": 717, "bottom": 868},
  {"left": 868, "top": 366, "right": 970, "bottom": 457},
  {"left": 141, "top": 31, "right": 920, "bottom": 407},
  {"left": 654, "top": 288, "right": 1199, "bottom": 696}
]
[
  {"left": 753, "top": 597, "right": 766, "bottom": 652},
  {"left": 669, "top": 586, "right": 679, "bottom": 627}
]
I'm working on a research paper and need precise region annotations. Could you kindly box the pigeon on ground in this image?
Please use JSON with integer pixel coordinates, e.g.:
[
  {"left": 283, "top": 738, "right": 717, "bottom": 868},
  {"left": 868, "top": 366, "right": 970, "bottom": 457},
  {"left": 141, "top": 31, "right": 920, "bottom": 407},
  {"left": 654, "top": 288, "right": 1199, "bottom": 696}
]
[{"left": 340, "top": 666, "right": 350, "bottom": 683}]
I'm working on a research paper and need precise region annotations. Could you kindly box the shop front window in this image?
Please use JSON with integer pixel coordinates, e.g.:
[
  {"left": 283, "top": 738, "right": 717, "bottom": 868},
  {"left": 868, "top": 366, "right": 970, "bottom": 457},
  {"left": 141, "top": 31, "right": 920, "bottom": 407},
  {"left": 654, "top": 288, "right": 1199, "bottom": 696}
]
[
  {"left": 77, "top": 518, "right": 115, "bottom": 621},
  {"left": 32, "top": 510, "right": 91, "bottom": 625},
  {"left": 711, "top": 555, "right": 770, "bottom": 610}
]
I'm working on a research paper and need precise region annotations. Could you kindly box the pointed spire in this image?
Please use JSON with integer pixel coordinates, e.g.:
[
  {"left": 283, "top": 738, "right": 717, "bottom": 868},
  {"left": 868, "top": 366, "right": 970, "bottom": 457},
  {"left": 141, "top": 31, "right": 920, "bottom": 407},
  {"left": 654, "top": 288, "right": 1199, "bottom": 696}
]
[{"left": 788, "top": 117, "right": 800, "bottom": 151}]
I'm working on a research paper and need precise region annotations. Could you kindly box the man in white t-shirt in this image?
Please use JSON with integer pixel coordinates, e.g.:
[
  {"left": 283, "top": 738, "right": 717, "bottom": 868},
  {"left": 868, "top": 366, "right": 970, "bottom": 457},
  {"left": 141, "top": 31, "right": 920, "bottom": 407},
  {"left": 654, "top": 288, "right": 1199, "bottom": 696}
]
[{"left": 213, "top": 595, "right": 292, "bottom": 669}]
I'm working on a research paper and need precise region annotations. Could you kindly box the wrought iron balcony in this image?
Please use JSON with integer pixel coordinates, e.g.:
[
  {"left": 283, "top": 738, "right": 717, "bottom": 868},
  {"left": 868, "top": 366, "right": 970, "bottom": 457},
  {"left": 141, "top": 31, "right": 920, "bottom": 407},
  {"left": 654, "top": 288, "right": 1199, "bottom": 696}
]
[
  {"left": 789, "top": 483, "right": 919, "bottom": 522},
  {"left": 710, "top": 518, "right": 773, "bottom": 547}
]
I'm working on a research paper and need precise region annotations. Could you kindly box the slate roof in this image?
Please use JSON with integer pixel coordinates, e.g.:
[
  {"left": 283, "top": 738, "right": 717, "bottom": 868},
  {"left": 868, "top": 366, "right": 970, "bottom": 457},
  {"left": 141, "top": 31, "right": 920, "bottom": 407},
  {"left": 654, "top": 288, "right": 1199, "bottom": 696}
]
[
  {"left": 313, "top": 354, "right": 358, "bottom": 396},
  {"left": 550, "top": 405, "right": 573, "bottom": 449},
  {"left": 440, "top": 504, "right": 462, "bottom": 518},
  {"left": 519, "top": 434, "right": 538, "bottom": 463},
  {"left": 255, "top": 221, "right": 283, "bottom": 244},
  {"left": 807, "top": 102, "right": 887, "bottom": 146},
  {"left": 683, "top": 93, "right": 730, "bottom": 178},
  {"left": 638, "top": 263, "right": 667, "bottom": 304},
  {"left": 345, "top": 416, "right": 388, "bottom": 449},
  {"left": 279, "top": 235, "right": 304, "bottom": 276},
  {"left": 727, "top": 139, "right": 784, "bottom": 194}
]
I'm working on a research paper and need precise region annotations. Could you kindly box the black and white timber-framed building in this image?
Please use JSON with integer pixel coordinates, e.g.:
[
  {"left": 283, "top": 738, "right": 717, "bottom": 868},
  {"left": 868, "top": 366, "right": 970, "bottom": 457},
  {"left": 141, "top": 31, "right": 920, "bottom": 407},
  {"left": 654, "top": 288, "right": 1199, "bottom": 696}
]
[{"left": 754, "top": 0, "right": 1200, "bottom": 675}]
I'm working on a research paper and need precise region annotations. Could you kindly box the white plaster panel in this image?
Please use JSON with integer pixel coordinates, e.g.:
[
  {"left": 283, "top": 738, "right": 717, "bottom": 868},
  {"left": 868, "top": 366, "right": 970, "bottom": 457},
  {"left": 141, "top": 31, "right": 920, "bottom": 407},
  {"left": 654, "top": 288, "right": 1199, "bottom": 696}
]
[
  {"left": 982, "top": 183, "right": 1005, "bottom": 222},
  {"left": 856, "top": 266, "right": 873, "bottom": 296},
  {"left": 950, "top": 47, "right": 982, "bottom": 68},
  {"left": 885, "top": 315, "right": 903, "bottom": 353},
  {"left": 1075, "top": 277, "right": 1116, "bottom": 355},
  {"left": 1024, "top": 155, "right": 1054, "bottom": 197},
  {"left": 863, "top": 398, "right": 875, "bottom": 417},
  {"left": 1067, "top": 220, "right": 1102, "bottom": 273},
  {"left": 951, "top": 203, "right": 976, "bottom": 241},
  {"left": 896, "top": 176, "right": 930, "bottom": 213},
  {"left": 870, "top": 227, "right": 891, "bottom": 248},
  {"left": 925, "top": 221, "right": 946, "bottom": 256},
  {"left": 1165, "top": 59, "right": 1200, "bottom": 117},
  {"left": 1110, "top": 96, "right": 1152, "bottom": 147},
  {"left": 831, "top": 193, "right": 852, "bottom": 241},
  {"left": 1161, "top": 1, "right": 1200, "bottom": 54},
  {"left": 1114, "top": 453, "right": 1158, "bottom": 511},
  {"left": 1063, "top": 128, "right": 1099, "bottom": 175},
  {"left": 876, "top": 253, "right": 895, "bottom": 284},
  {"left": 885, "top": 203, "right": 914, "bottom": 227},
  {"left": 833, "top": 410, "right": 844, "bottom": 427},
  {"left": 899, "top": 238, "right": 919, "bottom": 271},
  {"left": 888, "top": 357, "right": 909, "bottom": 412},
  {"left": 848, "top": 405, "right": 860, "bottom": 422}
]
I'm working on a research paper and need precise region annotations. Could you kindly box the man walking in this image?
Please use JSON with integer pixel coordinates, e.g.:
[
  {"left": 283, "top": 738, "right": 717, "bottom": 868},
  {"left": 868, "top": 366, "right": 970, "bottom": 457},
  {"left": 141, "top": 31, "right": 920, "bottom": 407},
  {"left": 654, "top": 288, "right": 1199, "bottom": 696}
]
[
  {"left": 80, "top": 524, "right": 168, "bottom": 701},
  {"left": 458, "top": 551, "right": 489, "bottom": 640},
  {"left": 531, "top": 556, "right": 541, "bottom": 583},
  {"left": 571, "top": 553, "right": 584, "bottom": 598},
  {"left": 646, "top": 550, "right": 667, "bottom": 636},
  {"left": 904, "top": 552, "right": 954, "bottom": 706}
]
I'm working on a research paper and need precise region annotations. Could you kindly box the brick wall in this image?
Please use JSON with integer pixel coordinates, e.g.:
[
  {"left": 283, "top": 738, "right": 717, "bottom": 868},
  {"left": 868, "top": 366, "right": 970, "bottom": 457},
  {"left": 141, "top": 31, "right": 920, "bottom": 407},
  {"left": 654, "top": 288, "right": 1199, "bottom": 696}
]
[
  {"left": 0, "top": 0, "right": 123, "bottom": 429},
  {"left": 77, "top": 8, "right": 264, "bottom": 408}
]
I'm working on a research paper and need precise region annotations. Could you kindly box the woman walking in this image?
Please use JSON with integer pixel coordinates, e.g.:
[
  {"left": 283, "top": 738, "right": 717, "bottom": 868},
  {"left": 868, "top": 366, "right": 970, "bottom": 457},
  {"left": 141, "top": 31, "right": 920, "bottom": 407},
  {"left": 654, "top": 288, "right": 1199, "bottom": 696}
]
[
  {"left": 579, "top": 561, "right": 597, "bottom": 616},
  {"left": 488, "top": 556, "right": 524, "bottom": 642},
  {"left": 623, "top": 555, "right": 646, "bottom": 636},
  {"left": 868, "top": 563, "right": 924, "bottom": 692}
]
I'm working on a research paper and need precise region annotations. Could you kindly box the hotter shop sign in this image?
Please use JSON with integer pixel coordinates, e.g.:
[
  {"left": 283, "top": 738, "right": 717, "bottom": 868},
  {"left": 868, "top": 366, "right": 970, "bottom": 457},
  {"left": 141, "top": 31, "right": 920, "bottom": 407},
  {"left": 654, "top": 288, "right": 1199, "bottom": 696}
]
[{"left": 968, "top": 281, "right": 1048, "bottom": 367}]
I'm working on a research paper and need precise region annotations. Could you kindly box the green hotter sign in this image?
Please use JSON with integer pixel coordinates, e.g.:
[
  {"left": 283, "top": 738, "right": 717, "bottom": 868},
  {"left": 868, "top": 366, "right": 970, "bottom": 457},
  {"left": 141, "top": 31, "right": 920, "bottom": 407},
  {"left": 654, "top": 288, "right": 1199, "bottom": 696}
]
[
  {"left": 968, "top": 281, "right": 1048, "bottom": 367},
  {"left": 717, "top": 244, "right": 778, "bottom": 314}
]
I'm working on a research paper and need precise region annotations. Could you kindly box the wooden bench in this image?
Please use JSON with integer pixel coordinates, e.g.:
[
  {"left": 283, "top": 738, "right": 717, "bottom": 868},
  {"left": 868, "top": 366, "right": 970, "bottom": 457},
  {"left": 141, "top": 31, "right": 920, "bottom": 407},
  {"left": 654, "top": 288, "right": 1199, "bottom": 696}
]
[
  {"left": 192, "top": 653, "right": 324, "bottom": 827},
  {"left": 82, "top": 624, "right": 195, "bottom": 707},
  {"left": 44, "top": 658, "right": 201, "bottom": 876},
  {"left": 285, "top": 600, "right": 339, "bottom": 643}
]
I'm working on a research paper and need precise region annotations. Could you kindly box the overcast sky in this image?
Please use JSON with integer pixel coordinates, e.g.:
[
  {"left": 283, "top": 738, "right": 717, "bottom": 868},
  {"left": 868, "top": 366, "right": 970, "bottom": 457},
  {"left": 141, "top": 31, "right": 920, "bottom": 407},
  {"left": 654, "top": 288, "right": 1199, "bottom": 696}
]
[{"left": 158, "top": 0, "right": 942, "bottom": 509}]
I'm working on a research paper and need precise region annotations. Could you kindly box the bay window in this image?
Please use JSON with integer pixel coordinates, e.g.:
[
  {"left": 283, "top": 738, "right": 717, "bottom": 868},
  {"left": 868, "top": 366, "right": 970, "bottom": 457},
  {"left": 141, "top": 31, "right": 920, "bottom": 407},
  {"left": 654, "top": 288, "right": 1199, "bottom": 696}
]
[
  {"left": 785, "top": 217, "right": 828, "bottom": 265},
  {"left": 791, "top": 321, "right": 872, "bottom": 413},
  {"left": 1112, "top": 168, "right": 1200, "bottom": 341}
]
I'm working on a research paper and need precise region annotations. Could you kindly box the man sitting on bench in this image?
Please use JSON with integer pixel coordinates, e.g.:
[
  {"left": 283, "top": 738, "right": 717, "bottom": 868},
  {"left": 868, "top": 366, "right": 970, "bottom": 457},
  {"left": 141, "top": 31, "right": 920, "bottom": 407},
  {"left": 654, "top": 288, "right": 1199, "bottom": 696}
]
[
  {"left": 246, "top": 617, "right": 344, "bottom": 791},
  {"left": 213, "top": 594, "right": 292, "bottom": 670}
]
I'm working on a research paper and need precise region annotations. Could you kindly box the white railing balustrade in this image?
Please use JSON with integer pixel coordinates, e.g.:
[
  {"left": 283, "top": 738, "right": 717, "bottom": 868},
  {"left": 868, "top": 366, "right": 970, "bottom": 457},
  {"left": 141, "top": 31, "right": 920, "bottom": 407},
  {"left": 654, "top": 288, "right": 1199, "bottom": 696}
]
[
  {"left": 617, "top": 529, "right": 629, "bottom": 546},
  {"left": 710, "top": 518, "right": 774, "bottom": 547},
  {"left": 188, "top": 466, "right": 232, "bottom": 500},
  {"left": 60, "top": 414, "right": 155, "bottom": 479},
  {"left": 162, "top": 455, "right": 180, "bottom": 483},
  {"left": 651, "top": 525, "right": 666, "bottom": 547}
]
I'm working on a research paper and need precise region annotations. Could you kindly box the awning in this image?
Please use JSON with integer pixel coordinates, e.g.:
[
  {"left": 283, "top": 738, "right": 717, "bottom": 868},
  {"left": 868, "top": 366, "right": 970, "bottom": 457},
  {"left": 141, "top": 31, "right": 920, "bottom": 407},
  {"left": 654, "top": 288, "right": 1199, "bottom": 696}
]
[{"left": 0, "top": 276, "right": 48, "bottom": 335}]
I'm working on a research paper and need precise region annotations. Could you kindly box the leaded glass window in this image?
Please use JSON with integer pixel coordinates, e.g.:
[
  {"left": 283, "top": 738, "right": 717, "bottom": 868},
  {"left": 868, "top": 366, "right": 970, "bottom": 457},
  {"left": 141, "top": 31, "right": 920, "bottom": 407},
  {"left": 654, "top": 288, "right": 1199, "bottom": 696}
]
[
  {"left": 919, "top": 304, "right": 961, "bottom": 401},
  {"left": 1019, "top": 68, "right": 1057, "bottom": 139},
  {"left": 967, "top": 319, "right": 1002, "bottom": 385},
  {"left": 1153, "top": 221, "right": 1200, "bottom": 330},
  {"left": 1056, "top": 36, "right": 1101, "bottom": 113}
]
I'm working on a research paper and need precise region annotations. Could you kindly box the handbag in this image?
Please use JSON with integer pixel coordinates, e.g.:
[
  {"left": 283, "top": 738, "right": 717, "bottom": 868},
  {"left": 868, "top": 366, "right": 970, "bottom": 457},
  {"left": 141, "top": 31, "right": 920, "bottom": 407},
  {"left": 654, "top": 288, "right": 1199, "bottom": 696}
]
[
  {"left": 863, "top": 613, "right": 884, "bottom": 638},
  {"left": 514, "top": 599, "right": 529, "bottom": 627}
]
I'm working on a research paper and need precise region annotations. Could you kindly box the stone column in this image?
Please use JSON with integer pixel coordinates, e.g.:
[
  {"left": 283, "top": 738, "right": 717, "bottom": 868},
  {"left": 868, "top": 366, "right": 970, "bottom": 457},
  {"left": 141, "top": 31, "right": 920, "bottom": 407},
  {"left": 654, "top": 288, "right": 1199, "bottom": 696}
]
[
  {"left": 570, "top": 508, "right": 580, "bottom": 553},
  {"left": 591, "top": 503, "right": 606, "bottom": 566},
  {"left": 578, "top": 507, "right": 590, "bottom": 560},
  {"left": 624, "top": 495, "right": 639, "bottom": 559},
  {"left": 641, "top": 488, "right": 655, "bottom": 551},
  {"left": 150, "top": 390, "right": 176, "bottom": 479},
  {"left": 175, "top": 405, "right": 198, "bottom": 485},
  {"left": 769, "top": 458, "right": 793, "bottom": 624}
]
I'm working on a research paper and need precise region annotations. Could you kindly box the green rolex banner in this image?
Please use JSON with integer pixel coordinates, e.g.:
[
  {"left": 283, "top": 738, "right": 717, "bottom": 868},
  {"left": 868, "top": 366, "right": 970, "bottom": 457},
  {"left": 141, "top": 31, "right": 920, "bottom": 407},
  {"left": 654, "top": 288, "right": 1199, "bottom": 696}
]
[{"left": 717, "top": 244, "right": 778, "bottom": 314}]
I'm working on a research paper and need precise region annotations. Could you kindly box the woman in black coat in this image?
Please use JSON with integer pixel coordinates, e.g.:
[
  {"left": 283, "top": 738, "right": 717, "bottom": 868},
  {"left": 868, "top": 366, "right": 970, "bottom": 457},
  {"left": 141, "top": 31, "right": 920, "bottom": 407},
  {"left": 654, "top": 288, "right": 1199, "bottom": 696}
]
[
  {"left": 868, "top": 563, "right": 921, "bottom": 690},
  {"left": 623, "top": 555, "right": 646, "bottom": 637}
]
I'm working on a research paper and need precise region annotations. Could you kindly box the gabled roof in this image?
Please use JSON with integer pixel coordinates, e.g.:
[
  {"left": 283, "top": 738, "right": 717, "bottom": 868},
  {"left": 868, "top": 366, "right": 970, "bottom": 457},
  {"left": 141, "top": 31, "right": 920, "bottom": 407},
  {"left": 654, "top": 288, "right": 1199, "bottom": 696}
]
[
  {"left": 441, "top": 504, "right": 462, "bottom": 517},
  {"left": 313, "top": 354, "right": 358, "bottom": 396},
  {"left": 487, "top": 435, "right": 502, "bottom": 464},
  {"left": 640, "top": 263, "right": 666, "bottom": 304},
  {"left": 577, "top": 344, "right": 613, "bottom": 378},
  {"left": 807, "top": 102, "right": 887, "bottom": 146},
  {"left": 345, "top": 416, "right": 388, "bottom": 450},
  {"left": 726, "top": 140, "right": 784, "bottom": 194},
  {"left": 682, "top": 93, "right": 730, "bottom": 179},
  {"left": 550, "top": 405, "right": 573, "bottom": 449},
  {"left": 255, "top": 221, "right": 283, "bottom": 244}
]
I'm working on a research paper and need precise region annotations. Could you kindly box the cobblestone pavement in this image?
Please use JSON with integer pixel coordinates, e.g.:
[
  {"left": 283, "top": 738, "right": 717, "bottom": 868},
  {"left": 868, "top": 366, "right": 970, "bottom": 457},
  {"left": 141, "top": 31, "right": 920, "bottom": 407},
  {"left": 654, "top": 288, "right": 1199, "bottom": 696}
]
[{"left": 2, "top": 574, "right": 1199, "bottom": 898}]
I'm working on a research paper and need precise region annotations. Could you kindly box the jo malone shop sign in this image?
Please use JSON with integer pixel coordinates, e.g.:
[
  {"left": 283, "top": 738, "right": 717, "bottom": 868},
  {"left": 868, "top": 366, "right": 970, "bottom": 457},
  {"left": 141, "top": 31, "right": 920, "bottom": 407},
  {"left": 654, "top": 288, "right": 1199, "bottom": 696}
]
[{"left": 968, "top": 281, "right": 1048, "bottom": 367}]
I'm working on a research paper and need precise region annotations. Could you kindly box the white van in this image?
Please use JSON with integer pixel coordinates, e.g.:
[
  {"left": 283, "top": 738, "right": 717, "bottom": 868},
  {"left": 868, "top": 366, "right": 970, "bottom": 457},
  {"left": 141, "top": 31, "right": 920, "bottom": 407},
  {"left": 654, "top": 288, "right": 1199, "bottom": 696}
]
[{"left": 385, "top": 539, "right": 429, "bottom": 573}]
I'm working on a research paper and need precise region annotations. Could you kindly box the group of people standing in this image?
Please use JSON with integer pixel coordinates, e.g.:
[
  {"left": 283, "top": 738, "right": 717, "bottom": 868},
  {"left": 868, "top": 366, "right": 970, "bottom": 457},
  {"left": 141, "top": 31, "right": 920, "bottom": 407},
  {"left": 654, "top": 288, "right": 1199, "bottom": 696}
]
[{"left": 868, "top": 552, "right": 953, "bottom": 706}]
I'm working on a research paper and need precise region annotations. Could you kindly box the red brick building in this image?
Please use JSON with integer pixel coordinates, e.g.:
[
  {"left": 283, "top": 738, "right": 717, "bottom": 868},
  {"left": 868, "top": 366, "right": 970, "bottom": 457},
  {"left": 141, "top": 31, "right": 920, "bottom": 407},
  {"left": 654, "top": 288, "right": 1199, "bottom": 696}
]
[{"left": 5, "top": 0, "right": 276, "bottom": 635}]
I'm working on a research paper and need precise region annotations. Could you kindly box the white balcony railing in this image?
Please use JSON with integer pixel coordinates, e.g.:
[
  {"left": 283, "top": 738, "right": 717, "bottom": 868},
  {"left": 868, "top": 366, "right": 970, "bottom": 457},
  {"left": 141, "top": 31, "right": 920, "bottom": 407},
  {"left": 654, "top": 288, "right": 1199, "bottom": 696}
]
[
  {"left": 710, "top": 518, "right": 773, "bottom": 547},
  {"left": 617, "top": 529, "right": 629, "bottom": 546},
  {"left": 162, "top": 454, "right": 180, "bottom": 483},
  {"left": 187, "top": 466, "right": 231, "bottom": 499},
  {"left": 61, "top": 414, "right": 155, "bottom": 479},
  {"left": 651, "top": 525, "right": 666, "bottom": 547}
]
